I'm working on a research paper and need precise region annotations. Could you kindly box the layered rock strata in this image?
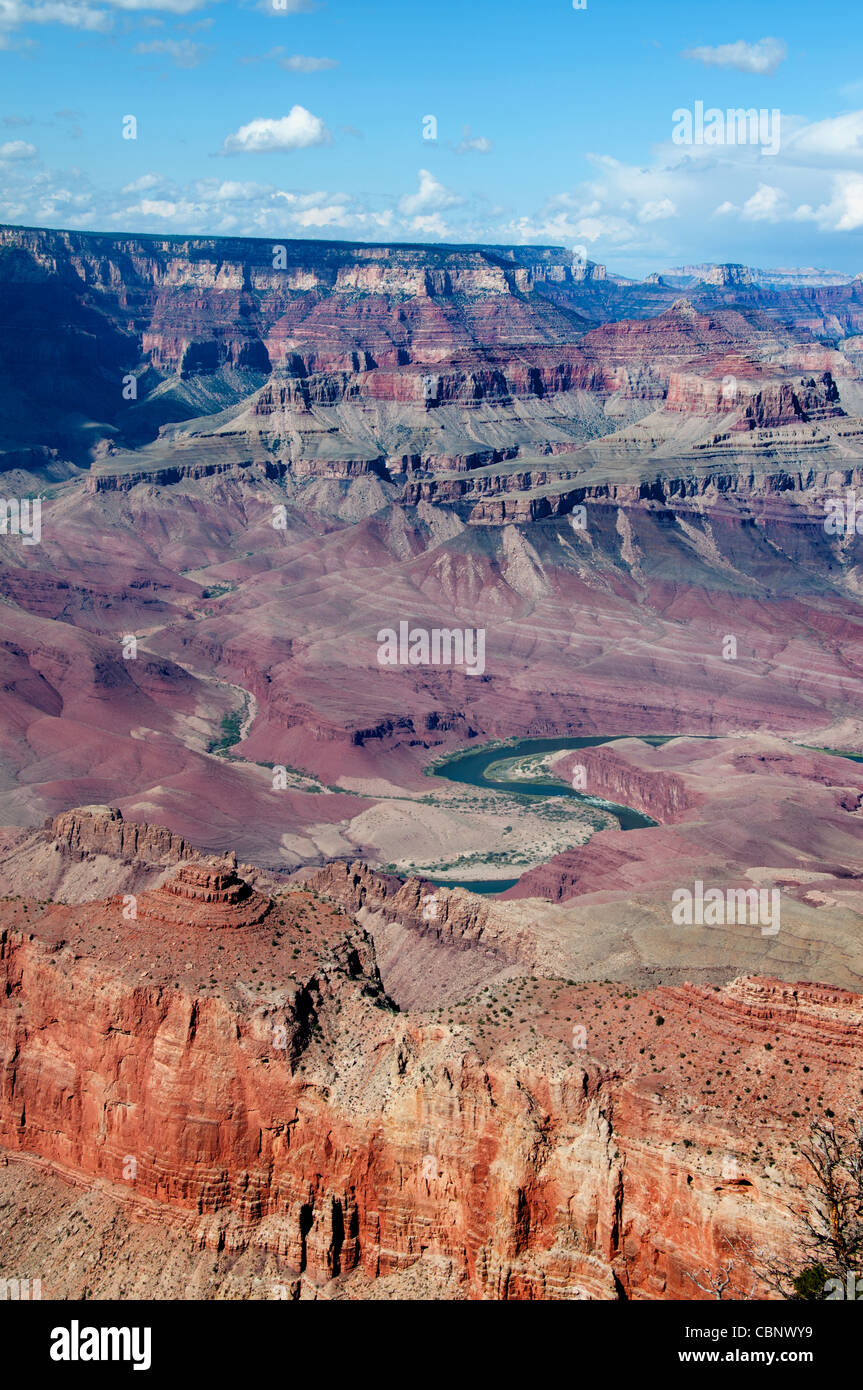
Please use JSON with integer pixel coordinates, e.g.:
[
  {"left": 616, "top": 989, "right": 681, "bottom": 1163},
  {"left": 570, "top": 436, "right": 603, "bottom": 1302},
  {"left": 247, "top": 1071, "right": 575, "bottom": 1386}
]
[{"left": 0, "top": 866, "right": 859, "bottom": 1299}]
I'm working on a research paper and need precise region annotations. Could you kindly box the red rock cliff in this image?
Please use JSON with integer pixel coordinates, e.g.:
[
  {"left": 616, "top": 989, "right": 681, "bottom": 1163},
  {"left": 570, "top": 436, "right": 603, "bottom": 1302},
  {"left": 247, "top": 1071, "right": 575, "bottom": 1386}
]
[{"left": 1, "top": 869, "right": 859, "bottom": 1299}]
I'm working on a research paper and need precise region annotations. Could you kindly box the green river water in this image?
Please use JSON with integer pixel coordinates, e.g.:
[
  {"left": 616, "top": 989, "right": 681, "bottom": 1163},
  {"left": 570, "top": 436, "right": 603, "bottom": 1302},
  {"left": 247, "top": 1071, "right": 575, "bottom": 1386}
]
[{"left": 427, "top": 734, "right": 861, "bottom": 895}]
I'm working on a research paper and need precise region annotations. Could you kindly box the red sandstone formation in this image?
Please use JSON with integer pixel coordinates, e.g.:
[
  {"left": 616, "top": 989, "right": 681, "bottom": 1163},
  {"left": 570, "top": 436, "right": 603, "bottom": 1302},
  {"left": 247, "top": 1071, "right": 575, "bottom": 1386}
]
[
  {"left": 554, "top": 744, "right": 698, "bottom": 822},
  {"left": 0, "top": 863, "right": 859, "bottom": 1299},
  {"left": 135, "top": 860, "right": 272, "bottom": 928},
  {"left": 0, "top": 805, "right": 292, "bottom": 906}
]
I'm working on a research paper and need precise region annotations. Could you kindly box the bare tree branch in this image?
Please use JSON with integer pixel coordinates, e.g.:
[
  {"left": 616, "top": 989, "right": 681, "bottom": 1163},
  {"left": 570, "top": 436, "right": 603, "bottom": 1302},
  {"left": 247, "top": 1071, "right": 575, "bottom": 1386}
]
[{"left": 721, "top": 1115, "right": 863, "bottom": 1300}]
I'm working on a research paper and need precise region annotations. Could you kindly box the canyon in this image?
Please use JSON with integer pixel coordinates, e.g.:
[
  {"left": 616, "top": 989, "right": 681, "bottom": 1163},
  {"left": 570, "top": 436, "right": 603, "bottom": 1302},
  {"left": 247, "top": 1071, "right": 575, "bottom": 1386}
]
[{"left": 1, "top": 226, "right": 862, "bottom": 1300}]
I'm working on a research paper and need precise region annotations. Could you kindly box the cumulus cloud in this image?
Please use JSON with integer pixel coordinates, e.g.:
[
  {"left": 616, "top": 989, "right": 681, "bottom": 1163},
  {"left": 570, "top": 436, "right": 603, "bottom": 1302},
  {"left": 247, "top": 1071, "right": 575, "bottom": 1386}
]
[
  {"left": 398, "top": 169, "right": 463, "bottom": 216},
  {"left": 0, "top": 1, "right": 112, "bottom": 33},
  {"left": 129, "top": 197, "right": 184, "bottom": 217},
  {"left": 405, "top": 214, "right": 452, "bottom": 237},
  {"left": 0, "top": 0, "right": 210, "bottom": 33},
  {"left": 804, "top": 173, "right": 863, "bottom": 232},
  {"left": 740, "top": 183, "right": 788, "bottom": 221},
  {"left": 291, "top": 203, "right": 350, "bottom": 227},
  {"left": 682, "top": 37, "right": 787, "bottom": 76},
  {"left": 0, "top": 0, "right": 218, "bottom": 49},
  {"left": 508, "top": 157, "right": 686, "bottom": 249},
  {"left": 121, "top": 172, "right": 162, "bottom": 192},
  {"left": 789, "top": 111, "right": 863, "bottom": 160},
  {"left": 222, "top": 107, "right": 331, "bottom": 154},
  {"left": 0, "top": 139, "right": 37, "bottom": 159},
  {"left": 716, "top": 184, "right": 791, "bottom": 222},
  {"left": 61, "top": 175, "right": 396, "bottom": 237},
  {"left": 209, "top": 179, "right": 268, "bottom": 201}
]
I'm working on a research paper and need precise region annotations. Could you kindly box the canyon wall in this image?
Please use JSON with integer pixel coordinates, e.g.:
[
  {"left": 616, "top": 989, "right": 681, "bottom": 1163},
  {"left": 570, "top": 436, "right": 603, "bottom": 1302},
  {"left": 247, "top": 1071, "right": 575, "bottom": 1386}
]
[
  {"left": 1, "top": 869, "right": 859, "bottom": 1298},
  {"left": 3, "top": 223, "right": 862, "bottom": 478},
  {"left": 553, "top": 747, "right": 698, "bottom": 822}
]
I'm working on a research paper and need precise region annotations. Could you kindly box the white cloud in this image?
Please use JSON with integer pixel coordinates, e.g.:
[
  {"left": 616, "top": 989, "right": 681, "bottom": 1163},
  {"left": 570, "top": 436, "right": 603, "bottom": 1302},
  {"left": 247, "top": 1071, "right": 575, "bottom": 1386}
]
[
  {"left": 682, "top": 37, "right": 787, "bottom": 75},
  {"left": 134, "top": 38, "right": 209, "bottom": 67},
  {"left": 573, "top": 213, "right": 641, "bottom": 243},
  {"left": 0, "top": 139, "right": 37, "bottom": 159},
  {"left": 0, "top": 0, "right": 219, "bottom": 49},
  {"left": 398, "top": 169, "right": 463, "bottom": 216},
  {"left": 0, "top": 0, "right": 211, "bottom": 36},
  {"left": 0, "top": 1, "right": 112, "bottom": 33},
  {"left": 206, "top": 179, "right": 269, "bottom": 201},
  {"left": 121, "top": 172, "right": 162, "bottom": 192},
  {"left": 718, "top": 184, "right": 790, "bottom": 223},
  {"left": 637, "top": 197, "right": 676, "bottom": 222},
  {"left": 280, "top": 54, "right": 337, "bottom": 72},
  {"left": 789, "top": 111, "right": 863, "bottom": 160},
  {"left": 741, "top": 183, "right": 787, "bottom": 221},
  {"left": 807, "top": 173, "right": 863, "bottom": 232},
  {"left": 222, "top": 107, "right": 331, "bottom": 154},
  {"left": 406, "top": 213, "right": 451, "bottom": 238},
  {"left": 510, "top": 157, "right": 686, "bottom": 248},
  {"left": 456, "top": 127, "right": 492, "bottom": 155},
  {"left": 292, "top": 203, "right": 350, "bottom": 227},
  {"left": 274, "top": 187, "right": 339, "bottom": 204},
  {"left": 131, "top": 198, "right": 180, "bottom": 217}
]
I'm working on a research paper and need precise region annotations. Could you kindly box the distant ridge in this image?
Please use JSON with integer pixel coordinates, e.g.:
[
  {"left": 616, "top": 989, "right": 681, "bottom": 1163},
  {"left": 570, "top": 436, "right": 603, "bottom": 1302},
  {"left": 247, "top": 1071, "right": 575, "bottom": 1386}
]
[{"left": 652, "top": 261, "right": 854, "bottom": 289}]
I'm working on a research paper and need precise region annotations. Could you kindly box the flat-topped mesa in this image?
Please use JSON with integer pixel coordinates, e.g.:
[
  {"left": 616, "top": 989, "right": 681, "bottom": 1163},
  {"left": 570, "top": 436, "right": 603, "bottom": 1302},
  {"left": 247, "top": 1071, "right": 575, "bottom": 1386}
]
[
  {"left": 702, "top": 263, "right": 754, "bottom": 288},
  {"left": 137, "top": 859, "right": 271, "bottom": 929}
]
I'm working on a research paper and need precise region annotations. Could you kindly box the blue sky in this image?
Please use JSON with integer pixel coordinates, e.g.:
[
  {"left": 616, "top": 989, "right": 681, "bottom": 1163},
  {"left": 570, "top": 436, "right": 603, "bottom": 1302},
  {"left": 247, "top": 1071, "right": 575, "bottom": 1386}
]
[{"left": 2, "top": 0, "right": 863, "bottom": 274}]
